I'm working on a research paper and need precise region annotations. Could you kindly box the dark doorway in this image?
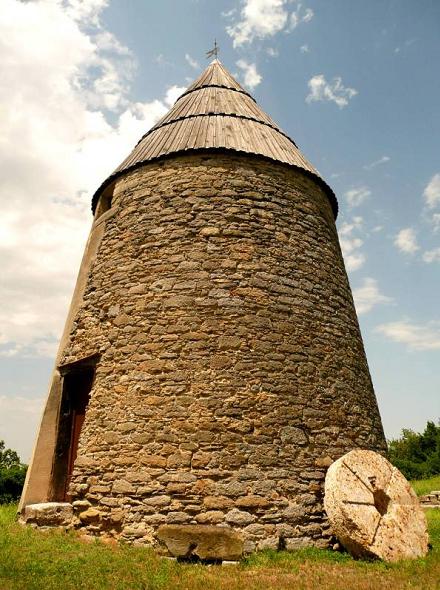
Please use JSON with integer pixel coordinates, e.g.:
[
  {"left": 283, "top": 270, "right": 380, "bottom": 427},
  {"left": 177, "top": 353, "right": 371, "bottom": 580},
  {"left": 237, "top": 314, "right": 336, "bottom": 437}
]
[{"left": 50, "top": 357, "right": 97, "bottom": 501}]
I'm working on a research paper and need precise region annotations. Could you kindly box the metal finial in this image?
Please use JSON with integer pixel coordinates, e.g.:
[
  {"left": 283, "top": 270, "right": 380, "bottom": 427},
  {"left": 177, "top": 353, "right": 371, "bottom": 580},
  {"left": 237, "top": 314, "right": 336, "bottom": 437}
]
[{"left": 206, "top": 39, "right": 219, "bottom": 60}]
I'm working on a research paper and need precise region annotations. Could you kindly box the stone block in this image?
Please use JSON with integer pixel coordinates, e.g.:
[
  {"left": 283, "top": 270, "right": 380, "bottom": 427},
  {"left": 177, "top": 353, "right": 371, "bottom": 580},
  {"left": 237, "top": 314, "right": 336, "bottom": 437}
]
[
  {"left": 165, "top": 511, "right": 191, "bottom": 524},
  {"left": 195, "top": 510, "right": 225, "bottom": 524},
  {"left": 79, "top": 507, "right": 101, "bottom": 523},
  {"left": 112, "top": 479, "right": 136, "bottom": 494},
  {"left": 285, "top": 537, "right": 313, "bottom": 550},
  {"left": 280, "top": 426, "right": 307, "bottom": 445},
  {"left": 199, "top": 227, "right": 220, "bottom": 237},
  {"left": 235, "top": 495, "right": 270, "bottom": 509},
  {"left": 256, "top": 536, "right": 279, "bottom": 550},
  {"left": 122, "top": 525, "right": 151, "bottom": 538},
  {"left": 167, "top": 451, "right": 192, "bottom": 468},
  {"left": 21, "top": 503, "right": 73, "bottom": 527},
  {"left": 191, "top": 451, "right": 212, "bottom": 468},
  {"left": 203, "top": 496, "right": 234, "bottom": 510},
  {"left": 315, "top": 455, "right": 334, "bottom": 468},
  {"left": 143, "top": 495, "right": 171, "bottom": 507},
  {"left": 157, "top": 524, "right": 243, "bottom": 561},
  {"left": 72, "top": 500, "right": 91, "bottom": 510},
  {"left": 218, "top": 336, "right": 241, "bottom": 350},
  {"left": 225, "top": 508, "right": 256, "bottom": 526}
]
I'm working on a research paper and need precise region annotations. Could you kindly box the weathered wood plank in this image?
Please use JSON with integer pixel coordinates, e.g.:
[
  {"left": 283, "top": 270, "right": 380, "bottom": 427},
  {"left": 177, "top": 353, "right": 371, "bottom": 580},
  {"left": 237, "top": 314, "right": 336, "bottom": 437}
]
[
  {"left": 93, "top": 60, "right": 335, "bottom": 216},
  {"left": 110, "top": 62, "right": 322, "bottom": 187}
]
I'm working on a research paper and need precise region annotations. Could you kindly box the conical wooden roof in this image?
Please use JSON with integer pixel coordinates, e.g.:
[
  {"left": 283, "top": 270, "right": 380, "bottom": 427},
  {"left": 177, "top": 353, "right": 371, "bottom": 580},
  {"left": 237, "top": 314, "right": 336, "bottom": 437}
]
[{"left": 92, "top": 60, "right": 337, "bottom": 215}]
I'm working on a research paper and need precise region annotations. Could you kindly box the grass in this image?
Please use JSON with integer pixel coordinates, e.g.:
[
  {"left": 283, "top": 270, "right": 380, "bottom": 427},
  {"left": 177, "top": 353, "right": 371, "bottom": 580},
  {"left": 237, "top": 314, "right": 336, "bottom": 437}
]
[
  {"left": 411, "top": 475, "right": 440, "bottom": 497},
  {"left": 0, "top": 505, "right": 439, "bottom": 590}
]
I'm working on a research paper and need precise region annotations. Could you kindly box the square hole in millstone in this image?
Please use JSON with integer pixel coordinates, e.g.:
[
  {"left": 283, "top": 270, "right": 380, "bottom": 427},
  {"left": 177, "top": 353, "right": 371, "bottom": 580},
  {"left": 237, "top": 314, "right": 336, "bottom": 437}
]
[{"left": 373, "top": 489, "right": 391, "bottom": 516}]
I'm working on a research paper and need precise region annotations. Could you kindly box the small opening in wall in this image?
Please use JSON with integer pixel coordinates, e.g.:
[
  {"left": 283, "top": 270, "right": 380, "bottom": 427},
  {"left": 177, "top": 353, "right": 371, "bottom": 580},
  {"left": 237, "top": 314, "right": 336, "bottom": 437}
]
[
  {"left": 94, "top": 190, "right": 113, "bottom": 219},
  {"left": 50, "top": 356, "right": 98, "bottom": 501}
]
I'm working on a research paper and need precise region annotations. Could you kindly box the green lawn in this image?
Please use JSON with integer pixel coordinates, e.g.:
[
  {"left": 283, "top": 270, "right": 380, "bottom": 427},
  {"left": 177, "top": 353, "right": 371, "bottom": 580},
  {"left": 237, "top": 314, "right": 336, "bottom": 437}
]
[
  {"left": 0, "top": 504, "right": 439, "bottom": 590},
  {"left": 411, "top": 475, "right": 440, "bottom": 497}
]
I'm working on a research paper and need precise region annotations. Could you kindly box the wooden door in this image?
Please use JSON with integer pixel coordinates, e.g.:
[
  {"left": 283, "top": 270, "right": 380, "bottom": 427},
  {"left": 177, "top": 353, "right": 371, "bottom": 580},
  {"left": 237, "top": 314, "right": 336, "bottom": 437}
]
[{"left": 63, "top": 369, "right": 94, "bottom": 500}]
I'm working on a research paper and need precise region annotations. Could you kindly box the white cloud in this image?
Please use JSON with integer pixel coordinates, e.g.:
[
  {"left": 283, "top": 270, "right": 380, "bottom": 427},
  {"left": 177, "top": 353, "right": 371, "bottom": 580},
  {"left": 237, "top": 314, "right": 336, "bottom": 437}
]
[
  {"left": 154, "top": 53, "right": 171, "bottom": 66},
  {"left": 339, "top": 216, "right": 366, "bottom": 271},
  {"left": 422, "top": 175, "right": 440, "bottom": 231},
  {"left": 236, "top": 59, "right": 262, "bottom": 90},
  {"left": 345, "top": 186, "right": 371, "bottom": 208},
  {"left": 302, "top": 8, "right": 314, "bottom": 22},
  {"left": 431, "top": 213, "right": 440, "bottom": 232},
  {"left": 0, "top": 0, "right": 181, "bottom": 357},
  {"left": 375, "top": 320, "right": 440, "bottom": 351},
  {"left": 343, "top": 252, "right": 365, "bottom": 272},
  {"left": 185, "top": 53, "right": 199, "bottom": 70},
  {"left": 306, "top": 74, "right": 358, "bottom": 108},
  {"left": 0, "top": 395, "right": 44, "bottom": 462},
  {"left": 423, "top": 247, "right": 440, "bottom": 263},
  {"left": 226, "top": 0, "right": 313, "bottom": 47},
  {"left": 363, "top": 155, "right": 390, "bottom": 170},
  {"left": 164, "top": 85, "right": 187, "bottom": 106},
  {"left": 300, "top": 44, "right": 309, "bottom": 53},
  {"left": 66, "top": 0, "right": 109, "bottom": 25},
  {"left": 266, "top": 46, "right": 279, "bottom": 57},
  {"left": 339, "top": 216, "right": 364, "bottom": 235},
  {"left": 423, "top": 173, "right": 440, "bottom": 209},
  {"left": 353, "top": 278, "right": 392, "bottom": 315},
  {"left": 394, "top": 38, "right": 417, "bottom": 56},
  {"left": 290, "top": 4, "right": 314, "bottom": 29},
  {"left": 394, "top": 228, "right": 419, "bottom": 254},
  {"left": 227, "top": 0, "right": 288, "bottom": 46}
]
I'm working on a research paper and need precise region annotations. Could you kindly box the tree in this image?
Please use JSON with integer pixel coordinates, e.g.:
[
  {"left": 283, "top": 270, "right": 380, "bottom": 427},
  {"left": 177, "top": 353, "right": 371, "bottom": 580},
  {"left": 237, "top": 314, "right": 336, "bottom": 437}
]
[
  {"left": 388, "top": 420, "right": 440, "bottom": 480},
  {"left": 0, "top": 440, "right": 27, "bottom": 504}
]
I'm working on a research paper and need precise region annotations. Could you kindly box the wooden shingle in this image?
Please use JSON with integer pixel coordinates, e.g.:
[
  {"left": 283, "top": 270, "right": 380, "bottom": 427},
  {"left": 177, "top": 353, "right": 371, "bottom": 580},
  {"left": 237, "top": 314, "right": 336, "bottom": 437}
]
[{"left": 92, "top": 60, "right": 336, "bottom": 215}]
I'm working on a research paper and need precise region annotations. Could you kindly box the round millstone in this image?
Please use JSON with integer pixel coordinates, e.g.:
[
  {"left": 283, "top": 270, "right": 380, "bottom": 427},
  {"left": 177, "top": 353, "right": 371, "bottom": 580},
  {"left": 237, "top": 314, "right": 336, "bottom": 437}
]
[{"left": 324, "top": 450, "right": 429, "bottom": 561}]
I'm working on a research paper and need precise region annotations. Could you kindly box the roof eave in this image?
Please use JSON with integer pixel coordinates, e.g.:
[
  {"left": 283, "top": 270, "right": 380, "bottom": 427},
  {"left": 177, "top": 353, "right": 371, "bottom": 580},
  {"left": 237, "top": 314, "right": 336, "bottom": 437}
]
[{"left": 91, "top": 148, "right": 338, "bottom": 219}]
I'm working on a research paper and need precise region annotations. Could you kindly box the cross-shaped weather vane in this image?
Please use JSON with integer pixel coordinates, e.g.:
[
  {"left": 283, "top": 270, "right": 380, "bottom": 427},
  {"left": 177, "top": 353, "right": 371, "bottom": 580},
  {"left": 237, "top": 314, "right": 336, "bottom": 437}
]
[{"left": 206, "top": 39, "right": 219, "bottom": 59}]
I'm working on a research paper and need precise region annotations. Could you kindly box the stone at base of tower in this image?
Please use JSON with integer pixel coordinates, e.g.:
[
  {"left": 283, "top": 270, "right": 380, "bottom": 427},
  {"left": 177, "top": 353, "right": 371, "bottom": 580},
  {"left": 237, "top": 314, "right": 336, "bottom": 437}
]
[
  {"left": 19, "top": 500, "right": 332, "bottom": 558},
  {"left": 20, "top": 502, "right": 73, "bottom": 528}
]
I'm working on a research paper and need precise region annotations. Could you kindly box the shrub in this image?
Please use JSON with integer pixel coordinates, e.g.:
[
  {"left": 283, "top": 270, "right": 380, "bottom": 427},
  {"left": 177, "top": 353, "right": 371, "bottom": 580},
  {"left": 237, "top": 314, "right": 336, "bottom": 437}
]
[
  {"left": 388, "top": 420, "right": 440, "bottom": 480},
  {"left": 0, "top": 440, "right": 27, "bottom": 504}
]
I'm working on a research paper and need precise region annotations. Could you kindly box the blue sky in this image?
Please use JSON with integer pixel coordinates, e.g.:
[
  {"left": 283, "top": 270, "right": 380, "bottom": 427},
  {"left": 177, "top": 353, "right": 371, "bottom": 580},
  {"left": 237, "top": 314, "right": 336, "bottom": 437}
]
[{"left": 0, "top": 0, "right": 439, "bottom": 461}]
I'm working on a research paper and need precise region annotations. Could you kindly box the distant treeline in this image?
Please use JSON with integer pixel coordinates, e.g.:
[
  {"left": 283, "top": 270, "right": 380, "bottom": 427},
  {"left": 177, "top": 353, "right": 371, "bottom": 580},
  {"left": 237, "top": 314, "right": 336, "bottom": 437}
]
[
  {"left": 388, "top": 420, "right": 440, "bottom": 480},
  {"left": 0, "top": 440, "right": 27, "bottom": 504}
]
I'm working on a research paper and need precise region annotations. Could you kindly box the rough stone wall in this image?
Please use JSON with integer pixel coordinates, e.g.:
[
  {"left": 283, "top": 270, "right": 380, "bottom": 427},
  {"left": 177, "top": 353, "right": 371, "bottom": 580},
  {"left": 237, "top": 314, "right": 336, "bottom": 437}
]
[{"left": 60, "top": 152, "right": 385, "bottom": 550}]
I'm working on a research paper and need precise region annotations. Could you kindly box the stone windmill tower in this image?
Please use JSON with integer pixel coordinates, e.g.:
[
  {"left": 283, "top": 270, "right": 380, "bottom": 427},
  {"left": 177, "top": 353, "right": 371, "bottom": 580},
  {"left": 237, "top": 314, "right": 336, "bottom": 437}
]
[{"left": 20, "top": 60, "right": 386, "bottom": 556}]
